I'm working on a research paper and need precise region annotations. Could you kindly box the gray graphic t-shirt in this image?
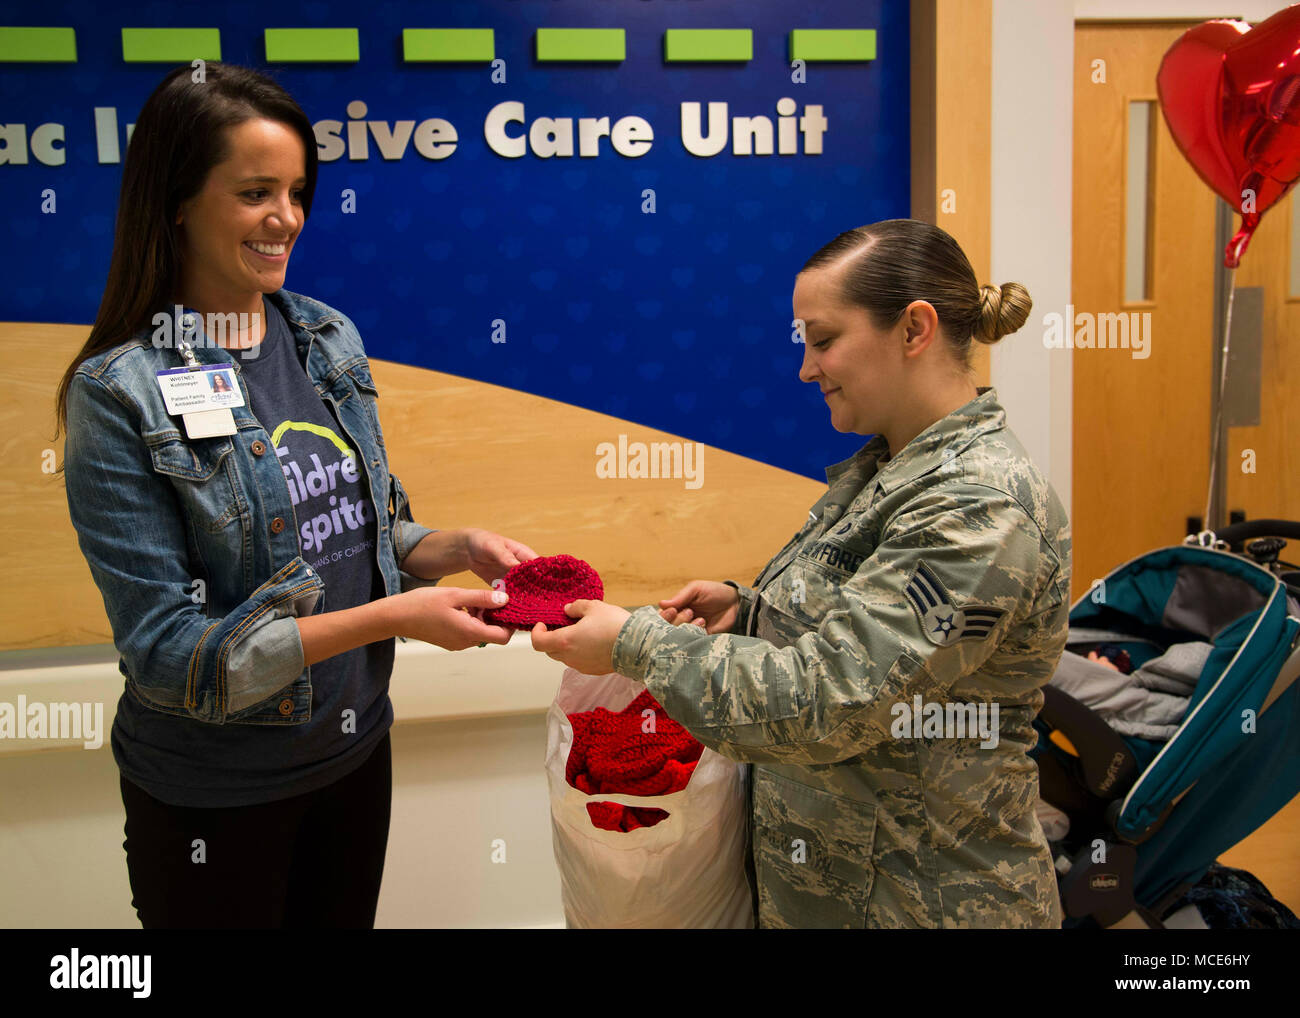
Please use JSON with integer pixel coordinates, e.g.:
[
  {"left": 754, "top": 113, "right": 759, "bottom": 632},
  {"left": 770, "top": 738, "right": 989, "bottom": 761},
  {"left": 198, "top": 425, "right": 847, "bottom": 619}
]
[{"left": 112, "top": 295, "right": 394, "bottom": 807}]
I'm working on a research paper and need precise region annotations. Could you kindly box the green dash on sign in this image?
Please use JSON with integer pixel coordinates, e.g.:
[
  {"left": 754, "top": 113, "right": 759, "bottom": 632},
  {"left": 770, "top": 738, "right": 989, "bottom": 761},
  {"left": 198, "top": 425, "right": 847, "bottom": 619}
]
[
  {"left": 789, "top": 29, "right": 876, "bottom": 62},
  {"left": 121, "top": 28, "right": 220, "bottom": 63},
  {"left": 536, "top": 28, "right": 624, "bottom": 63},
  {"left": 403, "top": 28, "right": 494, "bottom": 62},
  {"left": 264, "top": 28, "right": 359, "bottom": 63},
  {"left": 664, "top": 29, "right": 752, "bottom": 63},
  {"left": 0, "top": 26, "right": 77, "bottom": 62}
]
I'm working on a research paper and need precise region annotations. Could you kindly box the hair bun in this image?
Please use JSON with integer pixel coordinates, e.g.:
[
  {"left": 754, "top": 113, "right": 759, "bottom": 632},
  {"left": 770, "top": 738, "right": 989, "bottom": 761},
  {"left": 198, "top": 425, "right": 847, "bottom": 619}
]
[{"left": 975, "top": 281, "right": 1031, "bottom": 344}]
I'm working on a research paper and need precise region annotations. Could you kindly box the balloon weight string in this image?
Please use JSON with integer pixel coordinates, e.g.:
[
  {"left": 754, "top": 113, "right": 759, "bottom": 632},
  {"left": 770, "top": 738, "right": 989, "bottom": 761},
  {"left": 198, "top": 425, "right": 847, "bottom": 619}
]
[{"left": 1205, "top": 268, "right": 1236, "bottom": 529}]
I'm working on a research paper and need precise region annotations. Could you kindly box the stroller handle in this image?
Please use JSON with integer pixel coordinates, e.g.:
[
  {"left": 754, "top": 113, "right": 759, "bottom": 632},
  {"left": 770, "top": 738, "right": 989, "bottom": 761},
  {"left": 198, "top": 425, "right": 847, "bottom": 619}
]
[{"left": 1211, "top": 519, "right": 1300, "bottom": 546}]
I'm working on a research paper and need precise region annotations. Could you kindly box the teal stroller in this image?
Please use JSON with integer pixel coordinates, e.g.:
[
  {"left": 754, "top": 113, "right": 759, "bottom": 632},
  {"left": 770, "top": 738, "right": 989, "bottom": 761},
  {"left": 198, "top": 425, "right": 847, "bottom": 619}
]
[{"left": 1032, "top": 521, "right": 1300, "bottom": 928}]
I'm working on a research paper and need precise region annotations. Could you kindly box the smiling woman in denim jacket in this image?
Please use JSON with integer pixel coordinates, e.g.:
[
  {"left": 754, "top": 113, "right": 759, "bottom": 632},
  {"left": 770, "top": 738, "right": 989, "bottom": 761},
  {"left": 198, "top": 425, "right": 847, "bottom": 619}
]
[{"left": 52, "top": 63, "right": 529, "bottom": 929}]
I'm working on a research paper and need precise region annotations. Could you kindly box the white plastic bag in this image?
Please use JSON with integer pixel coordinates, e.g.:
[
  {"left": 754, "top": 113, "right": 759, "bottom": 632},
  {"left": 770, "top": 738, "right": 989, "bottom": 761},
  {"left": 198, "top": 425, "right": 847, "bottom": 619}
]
[{"left": 545, "top": 668, "right": 753, "bottom": 928}]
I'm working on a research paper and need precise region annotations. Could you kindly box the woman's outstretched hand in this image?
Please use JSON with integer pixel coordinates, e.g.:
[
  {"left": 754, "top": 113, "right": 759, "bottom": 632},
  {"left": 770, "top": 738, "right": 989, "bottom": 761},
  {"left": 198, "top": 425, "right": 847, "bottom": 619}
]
[
  {"left": 393, "top": 587, "right": 513, "bottom": 650},
  {"left": 463, "top": 528, "right": 538, "bottom": 586},
  {"left": 658, "top": 581, "right": 739, "bottom": 634}
]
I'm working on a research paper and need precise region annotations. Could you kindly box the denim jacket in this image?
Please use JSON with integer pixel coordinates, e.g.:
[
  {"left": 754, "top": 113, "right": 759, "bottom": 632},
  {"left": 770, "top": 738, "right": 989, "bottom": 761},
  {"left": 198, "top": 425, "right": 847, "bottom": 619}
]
[{"left": 62, "top": 288, "right": 437, "bottom": 726}]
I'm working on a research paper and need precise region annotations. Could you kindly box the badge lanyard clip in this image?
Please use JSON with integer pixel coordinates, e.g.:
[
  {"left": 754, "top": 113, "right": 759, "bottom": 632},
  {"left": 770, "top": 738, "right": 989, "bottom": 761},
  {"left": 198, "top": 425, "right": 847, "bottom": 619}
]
[
  {"left": 173, "top": 312, "right": 238, "bottom": 438},
  {"left": 176, "top": 326, "right": 201, "bottom": 370}
]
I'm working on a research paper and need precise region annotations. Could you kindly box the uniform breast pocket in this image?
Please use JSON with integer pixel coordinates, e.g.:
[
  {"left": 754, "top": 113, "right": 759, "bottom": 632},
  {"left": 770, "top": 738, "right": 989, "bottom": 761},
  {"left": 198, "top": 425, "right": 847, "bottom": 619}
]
[
  {"left": 147, "top": 434, "right": 242, "bottom": 532},
  {"left": 751, "top": 768, "right": 877, "bottom": 929},
  {"left": 763, "top": 557, "right": 856, "bottom": 628}
]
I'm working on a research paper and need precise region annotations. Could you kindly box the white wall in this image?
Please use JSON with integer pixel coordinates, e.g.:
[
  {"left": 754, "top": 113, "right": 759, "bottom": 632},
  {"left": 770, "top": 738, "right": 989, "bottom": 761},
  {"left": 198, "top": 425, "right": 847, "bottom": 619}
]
[
  {"left": 989, "top": 0, "right": 1076, "bottom": 515},
  {"left": 0, "top": 713, "right": 566, "bottom": 928},
  {"left": 0, "top": 638, "right": 568, "bottom": 929}
]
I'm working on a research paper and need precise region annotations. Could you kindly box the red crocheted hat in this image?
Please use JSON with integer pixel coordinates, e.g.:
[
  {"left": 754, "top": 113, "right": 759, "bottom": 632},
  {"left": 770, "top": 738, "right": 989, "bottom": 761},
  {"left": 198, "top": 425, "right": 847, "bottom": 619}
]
[{"left": 483, "top": 554, "right": 604, "bottom": 629}]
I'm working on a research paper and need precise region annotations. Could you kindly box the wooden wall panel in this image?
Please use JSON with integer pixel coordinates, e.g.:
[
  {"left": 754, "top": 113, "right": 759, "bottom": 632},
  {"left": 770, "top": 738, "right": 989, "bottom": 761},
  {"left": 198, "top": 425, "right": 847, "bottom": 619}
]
[
  {"left": 1221, "top": 193, "right": 1300, "bottom": 522},
  {"left": 4, "top": 321, "right": 822, "bottom": 650},
  {"left": 912, "top": 0, "right": 993, "bottom": 386}
]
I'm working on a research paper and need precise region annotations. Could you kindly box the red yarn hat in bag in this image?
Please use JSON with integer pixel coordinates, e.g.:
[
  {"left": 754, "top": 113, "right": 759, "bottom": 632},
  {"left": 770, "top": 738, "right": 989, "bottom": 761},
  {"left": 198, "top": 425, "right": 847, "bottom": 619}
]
[
  {"left": 483, "top": 554, "right": 604, "bottom": 629},
  {"left": 566, "top": 689, "right": 703, "bottom": 832}
]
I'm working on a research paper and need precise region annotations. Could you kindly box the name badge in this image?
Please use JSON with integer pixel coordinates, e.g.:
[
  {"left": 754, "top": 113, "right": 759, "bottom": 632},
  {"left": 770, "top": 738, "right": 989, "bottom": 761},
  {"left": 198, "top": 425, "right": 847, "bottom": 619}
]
[{"left": 155, "top": 364, "right": 245, "bottom": 415}]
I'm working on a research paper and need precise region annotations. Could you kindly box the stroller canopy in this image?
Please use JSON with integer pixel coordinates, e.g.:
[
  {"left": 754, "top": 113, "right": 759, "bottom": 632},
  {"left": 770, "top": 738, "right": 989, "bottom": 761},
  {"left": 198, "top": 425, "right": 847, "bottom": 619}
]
[{"left": 1064, "top": 544, "right": 1300, "bottom": 905}]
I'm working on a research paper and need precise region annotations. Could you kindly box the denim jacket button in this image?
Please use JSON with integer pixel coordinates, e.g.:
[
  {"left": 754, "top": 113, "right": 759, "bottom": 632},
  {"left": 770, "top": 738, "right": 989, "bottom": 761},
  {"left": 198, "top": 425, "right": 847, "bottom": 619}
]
[
  {"left": 251, "top": 440, "right": 266, "bottom": 455},
  {"left": 271, "top": 517, "right": 285, "bottom": 534},
  {"left": 278, "top": 698, "right": 293, "bottom": 716}
]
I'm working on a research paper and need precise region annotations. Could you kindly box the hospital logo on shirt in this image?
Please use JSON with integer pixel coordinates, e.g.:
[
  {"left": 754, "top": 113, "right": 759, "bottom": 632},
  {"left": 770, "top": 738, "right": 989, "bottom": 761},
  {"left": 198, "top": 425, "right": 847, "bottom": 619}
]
[
  {"left": 270, "top": 420, "right": 374, "bottom": 559},
  {"left": 904, "top": 561, "right": 1006, "bottom": 647}
]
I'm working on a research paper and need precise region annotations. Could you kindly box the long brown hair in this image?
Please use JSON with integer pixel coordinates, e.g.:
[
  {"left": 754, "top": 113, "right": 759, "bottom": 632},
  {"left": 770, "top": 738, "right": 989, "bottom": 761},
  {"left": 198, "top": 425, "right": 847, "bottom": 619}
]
[
  {"left": 52, "top": 62, "right": 318, "bottom": 448},
  {"left": 800, "top": 219, "right": 1031, "bottom": 368}
]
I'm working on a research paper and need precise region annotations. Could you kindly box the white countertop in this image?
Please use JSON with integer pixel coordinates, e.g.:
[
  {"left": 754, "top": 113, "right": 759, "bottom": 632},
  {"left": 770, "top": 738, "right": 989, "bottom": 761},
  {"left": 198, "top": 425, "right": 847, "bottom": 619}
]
[{"left": 0, "top": 633, "right": 565, "bottom": 756}]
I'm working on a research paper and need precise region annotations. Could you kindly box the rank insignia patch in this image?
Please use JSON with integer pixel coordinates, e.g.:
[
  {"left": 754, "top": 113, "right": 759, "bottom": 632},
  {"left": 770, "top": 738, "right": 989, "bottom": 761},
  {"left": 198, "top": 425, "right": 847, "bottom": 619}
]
[{"left": 904, "top": 561, "right": 1006, "bottom": 647}]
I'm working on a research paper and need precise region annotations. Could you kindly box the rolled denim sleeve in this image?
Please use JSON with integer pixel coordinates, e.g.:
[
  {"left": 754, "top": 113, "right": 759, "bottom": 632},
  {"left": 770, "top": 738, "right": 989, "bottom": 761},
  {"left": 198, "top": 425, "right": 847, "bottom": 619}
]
[{"left": 63, "top": 371, "right": 325, "bottom": 723}]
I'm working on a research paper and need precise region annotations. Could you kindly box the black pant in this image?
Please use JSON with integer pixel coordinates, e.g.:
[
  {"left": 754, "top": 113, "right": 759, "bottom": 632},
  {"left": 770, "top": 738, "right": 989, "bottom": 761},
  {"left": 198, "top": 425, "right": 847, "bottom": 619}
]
[{"left": 119, "top": 732, "right": 392, "bottom": 929}]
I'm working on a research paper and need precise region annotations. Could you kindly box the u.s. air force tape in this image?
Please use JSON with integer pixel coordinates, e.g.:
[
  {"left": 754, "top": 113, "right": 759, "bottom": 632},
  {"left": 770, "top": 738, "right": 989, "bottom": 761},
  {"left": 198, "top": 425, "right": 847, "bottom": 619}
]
[
  {"left": 904, "top": 561, "right": 1006, "bottom": 647},
  {"left": 803, "top": 539, "right": 866, "bottom": 573}
]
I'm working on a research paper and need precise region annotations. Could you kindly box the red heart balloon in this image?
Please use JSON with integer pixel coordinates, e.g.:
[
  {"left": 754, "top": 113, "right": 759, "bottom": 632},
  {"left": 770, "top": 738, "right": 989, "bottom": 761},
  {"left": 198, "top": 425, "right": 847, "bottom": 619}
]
[{"left": 1157, "top": 6, "right": 1300, "bottom": 267}]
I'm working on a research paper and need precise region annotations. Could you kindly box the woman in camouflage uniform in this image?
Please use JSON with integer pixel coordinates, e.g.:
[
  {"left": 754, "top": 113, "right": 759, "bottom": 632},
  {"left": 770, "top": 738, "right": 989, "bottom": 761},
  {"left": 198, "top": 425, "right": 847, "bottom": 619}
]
[{"left": 533, "top": 219, "right": 1070, "bottom": 928}]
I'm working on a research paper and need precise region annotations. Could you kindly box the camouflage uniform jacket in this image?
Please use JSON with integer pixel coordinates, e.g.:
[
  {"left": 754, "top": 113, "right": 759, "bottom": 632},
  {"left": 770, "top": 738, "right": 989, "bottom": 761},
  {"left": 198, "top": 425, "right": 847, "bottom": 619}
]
[{"left": 611, "top": 387, "right": 1070, "bottom": 928}]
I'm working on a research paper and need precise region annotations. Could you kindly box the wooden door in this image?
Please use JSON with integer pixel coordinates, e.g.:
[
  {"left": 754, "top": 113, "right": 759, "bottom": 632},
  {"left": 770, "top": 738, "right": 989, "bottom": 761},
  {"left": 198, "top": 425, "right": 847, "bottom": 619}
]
[
  {"left": 1072, "top": 22, "right": 1216, "bottom": 599},
  {"left": 1074, "top": 20, "right": 1298, "bottom": 915},
  {"left": 1074, "top": 22, "right": 1299, "bottom": 589}
]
